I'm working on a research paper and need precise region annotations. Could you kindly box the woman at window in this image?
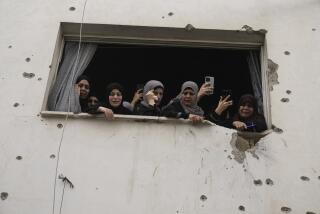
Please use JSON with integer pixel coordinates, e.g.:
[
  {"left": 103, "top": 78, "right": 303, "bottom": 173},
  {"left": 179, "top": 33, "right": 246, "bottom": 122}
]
[
  {"left": 75, "top": 75, "right": 91, "bottom": 112},
  {"left": 88, "top": 82, "right": 131, "bottom": 119},
  {"left": 162, "top": 81, "right": 204, "bottom": 123},
  {"left": 232, "top": 94, "right": 267, "bottom": 132},
  {"left": 134, "top": 80, "right": 164, "bottom": 116}
]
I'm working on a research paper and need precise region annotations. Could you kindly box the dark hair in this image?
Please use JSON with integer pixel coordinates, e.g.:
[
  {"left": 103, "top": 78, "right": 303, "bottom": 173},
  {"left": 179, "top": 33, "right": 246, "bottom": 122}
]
[
  {"left": 76, "top": 75, "right": 91, "bottom": 85},
  {"left": 106, "top": 82, "right": 124, "bottom": 97},
  {"left": 233, "top": 94, "right": 259, "bottom": 121}
]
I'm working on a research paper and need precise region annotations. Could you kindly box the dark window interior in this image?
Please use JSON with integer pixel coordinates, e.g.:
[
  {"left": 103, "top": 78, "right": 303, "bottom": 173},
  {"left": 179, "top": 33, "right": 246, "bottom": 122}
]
[{"left": 80, "top": 43, "right": 257, "bottom": 116}]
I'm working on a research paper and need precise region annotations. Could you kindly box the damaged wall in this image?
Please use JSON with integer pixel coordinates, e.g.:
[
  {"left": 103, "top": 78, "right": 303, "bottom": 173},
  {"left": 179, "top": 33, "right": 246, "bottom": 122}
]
[{"left": 0, "top": 0, "right": 320, "bottom": 213}]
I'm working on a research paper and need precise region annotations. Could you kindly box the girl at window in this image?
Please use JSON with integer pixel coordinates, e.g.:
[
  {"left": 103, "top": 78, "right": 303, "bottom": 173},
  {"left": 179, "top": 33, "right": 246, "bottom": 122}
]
[
  {"left": 232, "top": 94, "right": 267, "bottom": 132},
  {"left": 89, "top": 82, "right": 131, "bottom": 120},
  {"left": 162, "top": 81, "right": 204, "bottom": 123},
  {"left": 134, "top": 80, "right": 164, "bottom": 116}
]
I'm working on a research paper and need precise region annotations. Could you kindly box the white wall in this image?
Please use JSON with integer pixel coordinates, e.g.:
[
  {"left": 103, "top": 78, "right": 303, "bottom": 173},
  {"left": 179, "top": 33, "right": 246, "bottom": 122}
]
[{"left": 0, "top": 0, "right": 320, "bottom": 213}]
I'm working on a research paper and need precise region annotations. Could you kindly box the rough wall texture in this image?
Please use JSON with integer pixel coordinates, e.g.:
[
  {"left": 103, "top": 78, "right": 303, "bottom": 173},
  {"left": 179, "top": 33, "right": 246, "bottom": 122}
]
[{"left": 0, "top": 0, "right": 320, "bottom": 213}]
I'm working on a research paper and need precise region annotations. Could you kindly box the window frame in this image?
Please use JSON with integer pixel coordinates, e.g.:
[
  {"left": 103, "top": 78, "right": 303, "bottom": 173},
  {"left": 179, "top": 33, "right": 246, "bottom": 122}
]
[{"left": 41, "top": 22, "right": 270, "bottom": 127}]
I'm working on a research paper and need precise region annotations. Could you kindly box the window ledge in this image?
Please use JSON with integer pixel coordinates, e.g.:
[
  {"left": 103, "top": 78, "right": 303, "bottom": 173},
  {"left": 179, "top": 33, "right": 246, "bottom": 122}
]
[{"left": 40, "top": 111, "right": 215, "bottom": 125}]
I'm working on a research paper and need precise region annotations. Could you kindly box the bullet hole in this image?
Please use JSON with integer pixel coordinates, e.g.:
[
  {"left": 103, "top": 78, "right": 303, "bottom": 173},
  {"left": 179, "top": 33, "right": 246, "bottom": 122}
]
[
  {"left": 253, "top": 179, "right": 263, "bottom": 186},
  {"left": 272, "top": 125, "right": 283, "bottom": 134},
  {"left": 200, "top": 195, "right": 207, "bottom": 201},
  {"left": 318, "top": 176, "right": 320, "bottom": 180},
  {"left": 95, "top": 187, "right": 99, "bottom": 190},
  {"left": 185, "top": 24, "right": 195, "bottom": 31},
  {"left": 13, "top": 102, "right": 19, "bottom": 107},
  {"left": 23, "top": 72, "right": 35, "bottom": 79},
  {"left": 312, "top": 28, "right": 316, "bottom": 31},
  {"left": 238, "top": 205, "right": 245, "bottom": 211},
  {"left": 8, "top": 45, "right": 12, "bottom": 48},
  {"left": 25, "top": 57, "right": 31, "bottom": 62},
  {"left": 224, "top": 149, "right": 227, "bottom": 152},
  {"left": 162, "top": 16, "right": 164, "bottom": 19},
  {"left": 57, "top": 123, "right": 63, "bottom": 128},
  {"left": 69, "top": 7, "right": 76, "bottom": 11},
  {"left": 281, "top": 98, "right": 289, "bottom": 102},
  {"left": 168, "top": 12, "right": 174, "bottom": 16},
  {"left": 284, "top": 51, "right": 290, "bottom": 55},
  {"left": 266, "top": 178, "right": 274, "bottom": 186},
  {"left": 300, "top": 176, "right": 310, "bottom": 181},
  {"left": 38, "top": 77, "right": 42, "bottom": 81},
  {"left": 49, "top": 65, "right": 52, "bottom": 68},
  {"left": 1, "top": 192, "right": 8, "bottom": 200},
  {"left": 227, "top": 155, "right": 232, "bottom": 160},
  {"left": 176, "top": 211, "right": 179, "bottom": 213},
  {"left": 37, "top": 114, "right": 40, "bottom": 117},
  {"left": 286, "top": 90, "right": 292, "bottom": 94},
  {"left": 281, "top": 206, "right": 292, "bottom": 213},
  {"left": 306, "top": 212, "right": 316, "bottom": 214},
  {"left": 16, "top": 156, "right": 22, "bottom": 160},
  {"left": 50, "top": 154, "right": 56, "bottom": 159}
]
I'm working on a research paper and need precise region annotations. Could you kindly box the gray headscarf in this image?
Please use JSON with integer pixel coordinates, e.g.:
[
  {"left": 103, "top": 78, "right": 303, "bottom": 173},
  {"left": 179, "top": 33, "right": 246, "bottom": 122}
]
[
  {"left": 178, "top": 81, "right": 204, "bottom": 116},
  {"left": 141, "top": 80, "right": 164, "bottom": 107}
]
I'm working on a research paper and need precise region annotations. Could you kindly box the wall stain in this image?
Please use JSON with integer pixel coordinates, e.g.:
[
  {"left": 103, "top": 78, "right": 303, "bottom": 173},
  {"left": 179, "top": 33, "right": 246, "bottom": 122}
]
[
  {"left": 23, "top": 72, "right": 35, "bottom": 79},
  {"left": 267, "top": 59, "right": 279, "bottom": 91},
  {"left": 230, "top": 133, "right": 260, "bottom": 164}
]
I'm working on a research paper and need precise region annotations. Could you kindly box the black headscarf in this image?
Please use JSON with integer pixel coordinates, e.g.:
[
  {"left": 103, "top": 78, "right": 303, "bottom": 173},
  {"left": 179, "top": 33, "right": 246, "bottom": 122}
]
[
  {"left": 105, "top": 82, "right": 131, "bottom": 115},
  {"left": 76, "top": 75, "right": 91, "bottom": 112}
]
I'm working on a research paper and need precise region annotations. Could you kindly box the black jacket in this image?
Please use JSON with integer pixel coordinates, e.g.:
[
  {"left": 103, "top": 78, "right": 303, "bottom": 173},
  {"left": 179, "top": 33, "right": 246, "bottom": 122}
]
[
  {"left": 134, "top": 103, "right": 162, "bottom": 116},
  {"left": 162, "top": 100, "right": 189, "bottom": 119}
]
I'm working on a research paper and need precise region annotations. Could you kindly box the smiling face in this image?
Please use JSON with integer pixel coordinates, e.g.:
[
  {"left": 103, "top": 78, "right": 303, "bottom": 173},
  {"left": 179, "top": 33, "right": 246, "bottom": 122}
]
[
  {"left": 181, "top": 88, "right": 196, "bottom": 107},
  {"left": 153, "top": 87, "right": 164, "bottom": 105},
  {"left": 239, "top": 103, "right": 254, "bottom": 118},
  {"left": 108, "top": 89, "right": 123, "bottom": 108},
  {"left": 77, "top": 80, "right": 90, "bottom": 99}
]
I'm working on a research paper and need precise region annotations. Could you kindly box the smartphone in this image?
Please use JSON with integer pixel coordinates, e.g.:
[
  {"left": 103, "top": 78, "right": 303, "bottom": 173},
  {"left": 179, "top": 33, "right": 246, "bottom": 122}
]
[
  {"left": 205, "top": 76, "right": 214, "bottom": 94},
  {"left": 221, "top": 89, "right": 232, "bottom": 99}
]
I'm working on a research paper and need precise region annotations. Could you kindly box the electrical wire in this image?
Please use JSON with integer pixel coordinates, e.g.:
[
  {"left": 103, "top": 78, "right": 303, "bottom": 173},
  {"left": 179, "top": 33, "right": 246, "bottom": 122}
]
[{"left": 52, "top": 0, "right": 89, "bottom": 213}]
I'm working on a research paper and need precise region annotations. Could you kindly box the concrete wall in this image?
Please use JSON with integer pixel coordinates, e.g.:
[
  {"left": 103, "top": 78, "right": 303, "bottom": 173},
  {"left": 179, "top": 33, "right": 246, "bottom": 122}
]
[{"left": 0, "top": 0, "right": 320, "bottom": 213}]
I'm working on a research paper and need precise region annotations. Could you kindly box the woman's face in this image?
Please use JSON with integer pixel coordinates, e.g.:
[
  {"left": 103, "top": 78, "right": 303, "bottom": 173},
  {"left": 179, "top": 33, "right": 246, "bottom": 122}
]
[
  {"left": 153, "top": 87, "right": 164, "bottom": 105},
  {"left": 181, "top": 88, "right": 196, "bottom": 106},
  {"left": 77, "top": 80, "right": 90, "bottom": 99},
  {"left": 109, "top": 89, "right": 122, "bottom": 108},
  {"left": 239, "top": 103, "right": 254, "bottom": 118}
]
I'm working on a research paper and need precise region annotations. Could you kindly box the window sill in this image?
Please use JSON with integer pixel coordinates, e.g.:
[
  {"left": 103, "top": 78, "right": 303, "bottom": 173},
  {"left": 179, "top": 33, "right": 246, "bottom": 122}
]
[{"left": 40, "top": 111, "right": 215, "bottom": 125}]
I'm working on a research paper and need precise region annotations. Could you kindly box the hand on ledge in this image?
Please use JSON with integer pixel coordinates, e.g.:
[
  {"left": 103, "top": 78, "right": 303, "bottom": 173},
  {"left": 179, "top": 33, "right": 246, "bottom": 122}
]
[
  {"left": 232, "top": 121, "right": 247, "bottom": 131},
  {"left": 98, "top": 106, "right": 114, "bottom": 120},
  {"left": 189, "top": 114, "right": 204, "bottom": 124}
]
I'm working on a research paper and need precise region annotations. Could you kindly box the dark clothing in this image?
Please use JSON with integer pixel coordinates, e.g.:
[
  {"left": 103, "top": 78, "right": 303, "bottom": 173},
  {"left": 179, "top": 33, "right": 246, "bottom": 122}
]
[
  {"left": 162, "top": 100, "right": 189, "bottom": 119},
  {"left": 134, "top": 103, "right": 161, "bottom": 116},
  {"left": 206, "top": 111, "right": 232, "bottom": 128},
  {"left": 80, "top": 98, "right": 89, "bottom": 113},
  {"left": 232, "top": 114, "right": 267, "bottom": 132},
  {"left": 87, "top": 102, "right": 132, "bottom": 115}
]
